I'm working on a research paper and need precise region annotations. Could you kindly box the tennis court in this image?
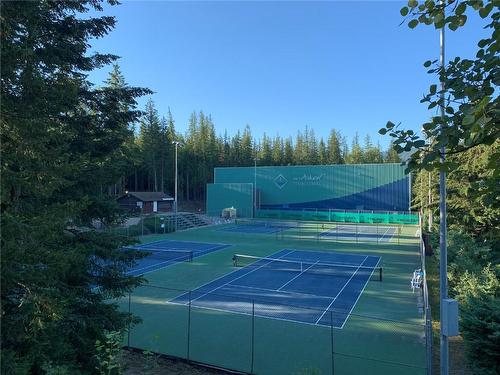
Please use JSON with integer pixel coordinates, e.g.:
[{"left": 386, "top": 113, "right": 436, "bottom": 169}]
[
  {"left": 169, "top": 248, "right": 381, "bottom": 328},
  {"left": 126, "top": 240, "right": 230, "bottom": 276},
  {"left": 319, "top": 224, "right": 398, "bottom": 243},
  {"left": 220, "top": 220, "right": 297, "bottom": 234}
]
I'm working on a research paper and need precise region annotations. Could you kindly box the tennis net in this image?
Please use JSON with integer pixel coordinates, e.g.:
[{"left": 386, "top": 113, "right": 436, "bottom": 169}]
[
  {"left": 235, "top": 219, "right": 297, "bottom": 228},
  {"left": 123, "top": 246, "right": 193, "bottom": 262},
  {"left": 233, "top": 254, "right": 382, "bottom": 281},
  {"left": 322, "top": 224, "right": 399, "bottom": 234}
]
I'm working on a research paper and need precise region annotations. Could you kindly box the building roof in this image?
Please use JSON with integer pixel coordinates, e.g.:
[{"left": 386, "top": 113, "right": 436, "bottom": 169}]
[{"left": 119, "top": 191, "right": 174, "bottom": 202}]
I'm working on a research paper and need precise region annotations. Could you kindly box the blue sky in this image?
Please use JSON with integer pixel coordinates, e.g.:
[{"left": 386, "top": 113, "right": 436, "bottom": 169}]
[{"left": 88, "top": 1, "right": 486, "bottom": 147}]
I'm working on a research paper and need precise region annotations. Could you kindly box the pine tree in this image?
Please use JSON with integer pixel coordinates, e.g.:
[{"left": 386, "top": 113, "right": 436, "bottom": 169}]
[
  {"left": 346, "top": 132, "right": 364, "bottom": 164},
  {"left": 1, "top": 1, "right": 150, "bottom": 371},
  {"left": 327, "top": 129, "right": 343, "bottom": 164},
  {"left": 318, "top": 138, "right": 328, "bottom": 165},
  {"left": 240, "top": 125, "right": 254, "bottom": 166},
  {"left": 139, "top": 99, "right": 163, "bottom": 191},
  {"left": 385, "top": 141, "right": 401, "bottom": 163},
  {"left": 272, "top": 135, "right": 284, "bottom": 165},
  {"left": 283, "top": 137, "right": 294, "bottom": 166},
  {"left": 259, "top": 133, "right": 273, "bottom": 166}
]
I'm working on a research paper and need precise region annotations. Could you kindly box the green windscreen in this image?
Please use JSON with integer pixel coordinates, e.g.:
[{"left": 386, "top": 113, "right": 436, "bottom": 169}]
[
  {"left": 256, "top": 208, "right": 418, "bottom": 224},
  {"left": 213, "top": 164, "right": 410, "bottom": 212},
  {"left": 206, "top": 183, "right": 254, "bottom": 218}
]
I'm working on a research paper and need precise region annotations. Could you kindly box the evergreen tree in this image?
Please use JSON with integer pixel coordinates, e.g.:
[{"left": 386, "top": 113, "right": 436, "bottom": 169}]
[
  {"left": 259, "top": 133, "right": 273, "bottom": 166},
  {"left": 346, "top": 132, "right": 364, "bottom": 163},
  {"left": 283, "top": 137, "right": 294, "bottom": 166},
  {"left": 240, "top": 125, "right": 254, "bottom": 166},
  {"left": 1, "top": 1, "right": 150, "bottom": 372},
  {"left": 385, "top": 141, "right": 401, "bottom": 163},
  {"left": 272, "top": 135, "right": 284, "bottom": 165},
  {"left": 139, "top": 99, "right": 163, "bottom": 191},
  {"left": 294, "top": 131, "right": 305, "bottom": 164},
  {"left": 327, "top": 129, "right": 344, "bottom": 164},
  {"left": 318, "top": 138, "right": 328, "bottom": 165}
]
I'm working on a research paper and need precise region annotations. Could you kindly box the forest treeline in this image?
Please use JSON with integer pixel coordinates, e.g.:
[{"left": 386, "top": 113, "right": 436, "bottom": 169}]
[{"left": 126, "top": 95, "right": 401, "bottom": 201}]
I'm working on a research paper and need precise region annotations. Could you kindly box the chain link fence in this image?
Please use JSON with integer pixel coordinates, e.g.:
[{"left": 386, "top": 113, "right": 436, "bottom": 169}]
[{"left": 118, "top": 284, "right": 430, "bottom": 375}]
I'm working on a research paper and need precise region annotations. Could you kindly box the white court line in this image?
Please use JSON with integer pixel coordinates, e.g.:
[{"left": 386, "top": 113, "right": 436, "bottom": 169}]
[
  {"left": 129, "top": 244, "right": 232, "bottom": 276},
  {"left": 166, "top": 300, "right": 338, "bottom": 329},
  {"left": 127, "top": 254, "right": 189, "bottom": 275},
  {"left": 285, "top": 248, "right": 364, "bottom": 267},
  {"left": 277, "top": 260, "right": 320, "bottom": 291},
  {"left": 167, "top": 249, "right": 293, "bottom": 304},
  {"left": 185, "top": 250, "right": 295, "bottom": 304},
  {"left": 227, "top": 283, "right": 333, "bottom": 300},
  {"left": 314, "top": 256, "right": 369, "bottom": 325},
  {"left": 339, "top": 256, "right": 382, "bottom": 329},
  {"left": 138, "top": 239, "right": 230, "bottom": 248},
  {"left": 378, "top": 227, "right": 391, "bottom": 243}
]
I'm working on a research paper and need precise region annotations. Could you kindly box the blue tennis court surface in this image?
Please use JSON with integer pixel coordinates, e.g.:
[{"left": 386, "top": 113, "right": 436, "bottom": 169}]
[
  {"left": 320, "top": 224, "right": 397, "bottom": 243},
  {"left": 169, "top": 249, "right": 381, "bottom": 328},
  {"left": 127, "top": 240, "right": 230, "bottom": 276}
]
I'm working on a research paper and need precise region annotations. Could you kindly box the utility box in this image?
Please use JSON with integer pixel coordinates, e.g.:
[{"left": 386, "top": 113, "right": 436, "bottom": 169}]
[{"left": 442, "top": 299, "right": 459, "bottom": 337}]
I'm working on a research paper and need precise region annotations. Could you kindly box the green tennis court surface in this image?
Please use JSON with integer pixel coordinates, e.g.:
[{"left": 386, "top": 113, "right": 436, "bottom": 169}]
[{"left": 117, "top": 222, "right": 428, "bottom": 375}]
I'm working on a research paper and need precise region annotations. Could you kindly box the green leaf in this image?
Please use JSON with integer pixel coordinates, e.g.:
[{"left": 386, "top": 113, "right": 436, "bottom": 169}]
[
  {"left": 414, "top": 140, "right": 426, "bottom": 148},
  {"left": 463, "top": 114, "right": 475, "bottom": 126},
  {"left": 386, "top": 121, "right": 396, "bottom": 129},
  {"left": 456, "top": 2, "right": 466, "bottom": 15},
  {"left": 424, "top": 60, "right": 432, "bottom": 67},
  {"left": 379, "top": 128, "right": 387, "bottom": 135},
  {"left": 478, "top": 38, "right": 490, "bottom": 48},
  {"left": 430, "top": 84, "right": 437, "bottom": 94},
  {"left": 409, "top": 19, "right": 419, "bottom": 28},
  {"left": 479, "top": 4, "right": 493, "bottom": 18},
  {"left": 408, "top": 0, "right": 418, "bottom": 8},
  {"left": 434, "top": 12, "right": 444, "bottom": 27},
  {"left": 400, "top": 6, "right": 409, "bottom": 16}
]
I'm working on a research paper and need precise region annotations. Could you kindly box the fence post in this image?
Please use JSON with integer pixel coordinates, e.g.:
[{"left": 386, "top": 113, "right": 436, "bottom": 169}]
[
  {"left": 251, "top": 300, "right": 255, "bottom": 374},
  {"left": 187, "top": 291, "right": 192, "bottom": 361},
  {"left": 127, "top": 292, "right": 131, "bottom": 347},
  {"left": 330, "top": 310, "right": 335, "bottom": 375}
]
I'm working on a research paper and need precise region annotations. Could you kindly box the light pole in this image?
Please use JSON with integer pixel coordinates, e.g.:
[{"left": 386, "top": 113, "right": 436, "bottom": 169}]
[
  {"left": 254, "top": 157, "right": 259, "bottom": 218},
  {"left": 438, "top": 2, "right": 449, "bottom": 373},
  {"left": 172, "top": 141, "right": 181, "bottom": 231}
]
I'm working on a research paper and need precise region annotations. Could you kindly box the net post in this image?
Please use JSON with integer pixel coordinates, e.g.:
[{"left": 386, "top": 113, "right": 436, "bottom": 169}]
[
  {"left": 127, "top": 292, "right": 131, "bottom": 347},
  {"left": 187, "top": 291, "right": 192, "bottom": 361},
  {"left": 330, "top": 310, "right": 335, "bottom": 375},
  {"left": 251, "top": 300, "right": 255, "bottom": 374},
  {"left": 380, "top": 267, "right": 383, "bottom": 282}
]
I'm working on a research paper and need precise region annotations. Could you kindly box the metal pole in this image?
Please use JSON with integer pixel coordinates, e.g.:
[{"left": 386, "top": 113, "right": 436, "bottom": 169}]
[
  {"left": 428, "top": 172, "right": 433, "bottom": 231},
  {"left": 330, "top": 310, "right": 334, "bottom": 375},
  {"left": 408, "top": 171, "right": 412, "bottom": 212},
  {"left": 172, "top": 141, "right": 180, "bottom": 231},
  {"left": 438, "top": 4, "right": 448, "bottom": 374},
  {"left": 187, "top": 291, "right": 192, "bottom": 361},
  {"left": 254, "top": 158, "right": 257, "bottom": 218},
  {"left": 251, "top": 300, "right": 255, "bottom": 374},
  {"left": 127, "top": 292, "right": 131, "bottom": 347}
]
